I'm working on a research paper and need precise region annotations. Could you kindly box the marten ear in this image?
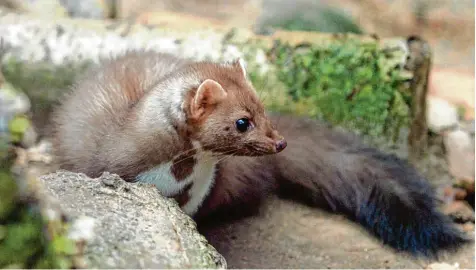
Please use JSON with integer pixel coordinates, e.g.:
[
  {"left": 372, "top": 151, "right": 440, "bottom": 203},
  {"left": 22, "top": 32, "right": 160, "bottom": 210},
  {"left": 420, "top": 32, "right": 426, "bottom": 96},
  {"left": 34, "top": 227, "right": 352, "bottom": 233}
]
[
  {"left": 191, "top": 79, "right": 227, "bottom": 119},
  {"left": 233, "top": 58, "right": 247, "bottom": 78}
]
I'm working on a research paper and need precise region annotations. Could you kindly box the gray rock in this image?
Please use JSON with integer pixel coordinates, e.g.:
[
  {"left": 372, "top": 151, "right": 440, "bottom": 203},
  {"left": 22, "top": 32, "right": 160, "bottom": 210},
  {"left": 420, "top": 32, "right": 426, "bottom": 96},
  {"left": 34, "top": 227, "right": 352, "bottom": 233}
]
[
  {"left": 427, "top": 96, "right": 459, "bottom": 133},
  {"left": 39, "top": 171, "right": 227, "bottom": 269},
  {"left": 18, "top": 0, "right": 69, "bottom": 18},
  {"left": 59, "top": 0, "right": 111, "bottom": 19},
  {"left": 444, "top": 129, "right": 475, "bottom": 180}
]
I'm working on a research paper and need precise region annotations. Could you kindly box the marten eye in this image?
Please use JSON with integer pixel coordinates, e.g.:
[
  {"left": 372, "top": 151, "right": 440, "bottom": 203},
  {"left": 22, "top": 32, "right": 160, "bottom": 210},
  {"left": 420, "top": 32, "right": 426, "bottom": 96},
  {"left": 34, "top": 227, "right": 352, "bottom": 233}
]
[{"left": 235, "top": 118, "right": 251, "bottom": 132}]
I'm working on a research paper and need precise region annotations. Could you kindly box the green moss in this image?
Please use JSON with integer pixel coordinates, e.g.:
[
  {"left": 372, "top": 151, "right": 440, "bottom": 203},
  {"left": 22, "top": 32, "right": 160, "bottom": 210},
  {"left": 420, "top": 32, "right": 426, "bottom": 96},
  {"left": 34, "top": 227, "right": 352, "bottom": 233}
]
[
  {"left": 259, "top": 6, "right": 363, "bottom": 34},
  {"left": 0, "top": 166, "right": 78, "bottom": 268},
  {"left": 0, "top": 170, "right": 17, "bottom": 220},
  {"left": 0, "top": 112, "right": 79, "bottom": 268},
  {"left": 1, "top": 58, "right": 86, "bottom": 100},
  {"left": 266, "top": 40, "right": 411, "bottom": 141},
  {"left": 7, "top": 115, "right": 31, "bottom": 143},
  {"left": 0, "top": 205, "right": 44, "bottom": 267},
  {"left": 457, "top": 105, "right": 466, "bottom": 120}
]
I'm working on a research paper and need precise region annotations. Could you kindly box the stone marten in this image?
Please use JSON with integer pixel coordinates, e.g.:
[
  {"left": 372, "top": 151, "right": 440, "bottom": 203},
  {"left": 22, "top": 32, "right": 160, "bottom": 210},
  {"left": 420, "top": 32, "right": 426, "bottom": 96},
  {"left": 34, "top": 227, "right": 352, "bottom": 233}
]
[{"left": 52, "top": 51, "right": 469, "bottom": 258}]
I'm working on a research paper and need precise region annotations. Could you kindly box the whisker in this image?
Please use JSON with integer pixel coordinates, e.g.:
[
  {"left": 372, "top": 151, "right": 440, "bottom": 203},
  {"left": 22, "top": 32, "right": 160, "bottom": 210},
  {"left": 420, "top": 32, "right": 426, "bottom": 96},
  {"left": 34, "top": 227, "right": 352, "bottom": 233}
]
[
  {"left": 171, "top": 142, "right": 218, "bottom": 158},
  {"left": 212, "top": 148, "right": 240, "bottom": 160},
  {"left": 202, "top": 148, "right": 240, "bottom": 165},
  {"left": 215, "top": 150, "right": 239, "bottom": 164},
  {"left": 196, "top": 148, "right": 239, "bottom": 168},
  {"left": 173, "top": 142, "right": 234, "bottom": 159},
  {"left": 171, "top": 145, "right": 235, "bottom": 167}
]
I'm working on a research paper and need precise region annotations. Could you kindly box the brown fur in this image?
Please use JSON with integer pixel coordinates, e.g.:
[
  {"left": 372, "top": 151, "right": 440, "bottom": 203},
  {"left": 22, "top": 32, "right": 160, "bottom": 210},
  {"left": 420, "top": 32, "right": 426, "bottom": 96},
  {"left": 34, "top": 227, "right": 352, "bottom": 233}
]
[
  {"left": 52, "top": 51, "right": 285, "bottom": 182},
  {"left": 170, "top": 148, "right": 197, "bottom": 181},
  {"left": 182, "top": 64, "right": 284, "bottom": 156},
  {"left": 52, "top": 51, "right": 188, "bottom": 180},
  {"left": 173, "top": 182, "right": 194, "bottom": 207}
]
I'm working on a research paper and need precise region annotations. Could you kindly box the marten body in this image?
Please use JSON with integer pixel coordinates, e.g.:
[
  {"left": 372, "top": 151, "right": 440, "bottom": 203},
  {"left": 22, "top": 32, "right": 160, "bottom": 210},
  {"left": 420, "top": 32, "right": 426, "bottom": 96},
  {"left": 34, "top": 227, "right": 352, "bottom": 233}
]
[{"left": 52, "top": 51, "right": 468, "bottom": 258}]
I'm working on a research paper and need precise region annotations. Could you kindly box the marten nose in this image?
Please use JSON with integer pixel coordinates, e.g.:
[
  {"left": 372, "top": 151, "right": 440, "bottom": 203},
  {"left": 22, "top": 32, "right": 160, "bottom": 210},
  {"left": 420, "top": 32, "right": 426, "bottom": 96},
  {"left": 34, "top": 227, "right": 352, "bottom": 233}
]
[{"left": 275, "top": 139, "right": 287, "bottom": 152}]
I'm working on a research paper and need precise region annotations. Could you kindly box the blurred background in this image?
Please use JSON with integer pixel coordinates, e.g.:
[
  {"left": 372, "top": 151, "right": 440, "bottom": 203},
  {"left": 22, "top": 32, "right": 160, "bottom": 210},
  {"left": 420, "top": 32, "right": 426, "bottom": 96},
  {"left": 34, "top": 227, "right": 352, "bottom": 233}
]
[
  {"left": 123, "top": 0, "right": 475, "bottom": 118},
  {"left": 3, "top": 0, "right": 473, "bottom": 116}
]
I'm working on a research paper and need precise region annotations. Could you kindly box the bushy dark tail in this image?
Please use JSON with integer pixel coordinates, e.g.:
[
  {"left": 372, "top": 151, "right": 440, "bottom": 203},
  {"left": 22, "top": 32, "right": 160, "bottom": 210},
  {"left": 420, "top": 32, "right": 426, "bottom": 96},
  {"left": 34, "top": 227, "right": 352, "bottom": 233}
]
[{"left": 271, "top": 115, "right": 470, "bottom": 257}]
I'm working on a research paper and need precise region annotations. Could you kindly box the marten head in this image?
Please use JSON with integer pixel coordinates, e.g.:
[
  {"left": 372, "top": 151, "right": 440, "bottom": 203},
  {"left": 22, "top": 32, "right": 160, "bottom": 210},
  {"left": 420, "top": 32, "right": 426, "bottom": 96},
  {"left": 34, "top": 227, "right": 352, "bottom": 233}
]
[{"left": 183, "top": 59, "right": 286, "bottom": 156}]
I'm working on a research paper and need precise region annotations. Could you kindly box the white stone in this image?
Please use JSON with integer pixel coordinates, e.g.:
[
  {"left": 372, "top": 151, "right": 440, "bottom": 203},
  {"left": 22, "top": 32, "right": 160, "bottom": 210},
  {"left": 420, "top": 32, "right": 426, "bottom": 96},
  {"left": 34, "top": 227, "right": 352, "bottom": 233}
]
[
  {"left": 0, "top": 15, "right": 261, "bottom": 69},
  {"left": 426, "top": 262, "right": 459, "bottom": 270},
  {"left": 427, "top": 96, "right": 459, "bottom": 133},
  {"left": 444, "top": 129, "right": 475, "bottom": 180}
]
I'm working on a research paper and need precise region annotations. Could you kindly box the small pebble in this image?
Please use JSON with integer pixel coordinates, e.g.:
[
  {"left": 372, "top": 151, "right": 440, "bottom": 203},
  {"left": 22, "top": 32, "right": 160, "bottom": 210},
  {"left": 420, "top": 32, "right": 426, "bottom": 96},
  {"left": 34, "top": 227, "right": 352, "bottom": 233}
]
[
  {"left": 444, "top": 129, "right": 475, "bottom": 180},
  {"left": 426, "top": 262, "right": 459, "bottom": 270},
  {"left": 101, "top": 177, "right": 119, "bottom": 188},
  {"left": 442, "top": 201, "right": 475, "bottom": 223},
  {"left": 455, "top": 178, "right": 475, "bottom": 194},
  {"left": 427, "top": 96, "right": 459, "bottom": 133},
  {"left": 443, "top": 186, "right": 468, "bottom": 203},
  {"left": 462, "top": 223, "right": 475, "bottom": 232},
  {"left": 453, "top": 188, "right": 468, "bottom": 201}
]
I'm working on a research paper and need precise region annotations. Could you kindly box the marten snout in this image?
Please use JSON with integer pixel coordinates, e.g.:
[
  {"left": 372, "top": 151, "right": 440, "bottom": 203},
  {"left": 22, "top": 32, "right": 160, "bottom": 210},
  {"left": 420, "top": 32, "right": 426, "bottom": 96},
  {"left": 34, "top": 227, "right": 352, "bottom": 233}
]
[
  {"left": 275, "top": 139, "right": 287, "bottom": 153},
  {"left": 265, "top": 128, "right": 287, "bottom": 154}
]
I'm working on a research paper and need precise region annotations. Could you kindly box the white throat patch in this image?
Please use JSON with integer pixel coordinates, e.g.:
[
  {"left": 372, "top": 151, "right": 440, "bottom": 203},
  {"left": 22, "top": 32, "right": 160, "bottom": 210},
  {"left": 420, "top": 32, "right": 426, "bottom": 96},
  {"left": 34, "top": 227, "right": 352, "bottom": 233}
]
[{"left": 136, "top": 141, "right": 218, "bottom": 216}]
